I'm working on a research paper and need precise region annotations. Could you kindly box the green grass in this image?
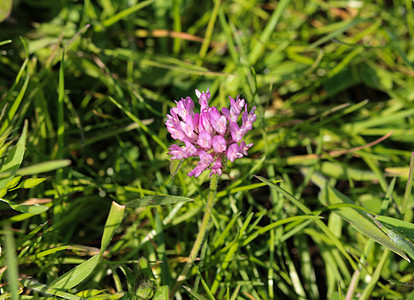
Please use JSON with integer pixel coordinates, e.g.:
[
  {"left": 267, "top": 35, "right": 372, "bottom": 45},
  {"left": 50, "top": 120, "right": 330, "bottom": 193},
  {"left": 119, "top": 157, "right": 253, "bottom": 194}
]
[{"left": 1, "top": 0, "right": 414, "bottom": 299}]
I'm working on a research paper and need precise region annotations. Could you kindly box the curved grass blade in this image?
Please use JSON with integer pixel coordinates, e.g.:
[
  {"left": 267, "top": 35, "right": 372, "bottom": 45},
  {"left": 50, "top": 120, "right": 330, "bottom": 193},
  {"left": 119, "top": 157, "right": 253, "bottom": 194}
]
[
  {"left": 20, "top": 278, "right": 82, "bottom": 300},
  {"left": 374, "top": 217, "right": 414, "bottom": 261},
  {"left": 375, "top": 215, "right": 414, "bottom": 239},
  {"left": 242, "top": 215, "right": 322, "bottom": 246},
  {"left": 0, "top": 198, "right": 49, "bottom": 214},
  {"left": 51, "top": 202, "right": 125, "bottom": 290},
  {"left": 16, "top": 178, "right": 47, "bottom": 189},
  {"left": 256, "top": 175, "right": 358, "bottom": 269},
  {"left": 0, "top": 39, "right": 12, "bottom": 47},
  {"left": 305, "top": 170, "right": 410, "bottom": 261},
  {"left": 0, "top": 121, "right": 27, "bottom": 190},
  {"left": 0, "top": 74, "right": 30, "bottom": 136},
  {"left": 100, "top": 201, "right": 125, "bottom": 258}
]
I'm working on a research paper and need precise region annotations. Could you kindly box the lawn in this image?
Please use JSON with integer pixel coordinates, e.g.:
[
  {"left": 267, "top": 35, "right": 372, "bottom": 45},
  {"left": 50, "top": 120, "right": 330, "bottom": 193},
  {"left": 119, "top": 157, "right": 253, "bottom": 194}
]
[{"left": 1, "top": 0, "right": 414, "bottom": 299}]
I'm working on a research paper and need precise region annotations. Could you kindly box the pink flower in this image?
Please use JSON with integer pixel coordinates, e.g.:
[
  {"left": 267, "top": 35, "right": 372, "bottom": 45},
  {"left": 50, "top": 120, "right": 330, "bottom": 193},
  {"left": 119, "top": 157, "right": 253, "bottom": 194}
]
[
  {"left": 166, "top": 88, "right": 256, "bottom": 177},
  {"left": 227, "top": 143, "right": 243, "bottom": 162},
  {"left": 212, "top": 135, "right": 226, "bottom": 153},
  {"left": 198, "top": 130, "right": 212, "bottom": 149},
  {"left": 208, "top": 107, "right": 227, "bottom": 135}
]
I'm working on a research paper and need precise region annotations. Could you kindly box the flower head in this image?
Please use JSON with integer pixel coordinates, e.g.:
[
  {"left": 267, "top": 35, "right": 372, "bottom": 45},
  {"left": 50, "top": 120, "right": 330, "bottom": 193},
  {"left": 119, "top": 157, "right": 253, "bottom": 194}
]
[{"left": 166, "top": 89, "right": 256, "bottom": 177}]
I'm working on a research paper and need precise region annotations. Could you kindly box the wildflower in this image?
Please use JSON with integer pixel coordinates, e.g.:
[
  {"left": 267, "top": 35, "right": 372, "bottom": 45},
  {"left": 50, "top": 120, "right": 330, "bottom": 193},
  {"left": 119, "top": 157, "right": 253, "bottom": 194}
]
[{"left": 166, "top": 88, "right": 256, "bottom": 177}]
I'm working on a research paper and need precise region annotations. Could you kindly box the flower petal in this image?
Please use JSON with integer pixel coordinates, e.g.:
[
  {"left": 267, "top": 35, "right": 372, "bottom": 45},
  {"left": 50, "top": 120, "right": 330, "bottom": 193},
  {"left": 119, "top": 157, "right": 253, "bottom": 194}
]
[
  {"left": 227, "top": 143, "right": 243, "bottom": 162},
  {"left": 198, "top": 131, "right": 212, "bottom": 149},
  {"left": 209, "top": 108, "right": 227, "bottom": 135},
  {"left": 212, "top": 135, "right": 227, "bottom": 153}
]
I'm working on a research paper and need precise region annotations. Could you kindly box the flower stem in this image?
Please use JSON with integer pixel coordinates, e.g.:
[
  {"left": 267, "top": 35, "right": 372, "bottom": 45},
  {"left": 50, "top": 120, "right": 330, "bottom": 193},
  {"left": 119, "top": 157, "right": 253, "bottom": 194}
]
[{"left": 171, "top": 174, "right": 219, "bottom": 297}]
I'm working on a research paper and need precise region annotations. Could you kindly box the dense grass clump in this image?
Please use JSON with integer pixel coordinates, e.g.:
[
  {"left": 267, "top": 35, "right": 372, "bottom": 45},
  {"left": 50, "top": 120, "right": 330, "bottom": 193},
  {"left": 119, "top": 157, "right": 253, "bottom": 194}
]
[{"left": 1, "top": 1, "right": 414, "bottom": 299}]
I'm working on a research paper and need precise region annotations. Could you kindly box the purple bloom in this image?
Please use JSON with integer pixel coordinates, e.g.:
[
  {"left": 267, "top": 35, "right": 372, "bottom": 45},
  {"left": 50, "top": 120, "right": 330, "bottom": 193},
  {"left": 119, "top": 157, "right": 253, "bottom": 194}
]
[
  {"left": 166, "top": 88, "right": 256, "bottom": 177},
  {"left": 227, "top": 143, "right": 243, "bottom": 162},
  {"left": 208, "top": 107, "right": 227, "bottom": 135},
  {"left": 198, "top": 131, "right": 212, "bottom": 149},
  {"left": 212, "top": 135, "right": 226, "bottom": 153}
]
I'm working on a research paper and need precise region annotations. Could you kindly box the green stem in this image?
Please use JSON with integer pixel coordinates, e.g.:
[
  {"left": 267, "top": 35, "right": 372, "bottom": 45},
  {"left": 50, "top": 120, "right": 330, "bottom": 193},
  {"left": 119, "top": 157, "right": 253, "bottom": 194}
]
[{"left": 171, "top": 174, "right": 219, "bottom": 297}]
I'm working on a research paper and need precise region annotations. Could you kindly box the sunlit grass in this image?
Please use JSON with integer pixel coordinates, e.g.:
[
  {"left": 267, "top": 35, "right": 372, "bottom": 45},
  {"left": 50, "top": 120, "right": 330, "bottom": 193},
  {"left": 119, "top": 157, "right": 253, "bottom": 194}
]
[{"left": 1, "top": 0, "right": 414, "bottom": 299}]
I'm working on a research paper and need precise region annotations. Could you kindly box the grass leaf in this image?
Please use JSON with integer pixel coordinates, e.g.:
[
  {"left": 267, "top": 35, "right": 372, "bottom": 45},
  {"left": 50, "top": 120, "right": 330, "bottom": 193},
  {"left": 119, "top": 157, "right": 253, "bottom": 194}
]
[
  {"left": 21, "top": 278, "right": 82, "bottom": 300},
  {"left": 51, "top": 202, "right": 125, "bottom": 290},
  {"left": 15, "top": 160, "right": 72, "bottom": 176},
  {"left": 125, "top": 195, "right": 193, "bottom": 208},
  {"left": 0, "top": 121, "right": 27, "bottom": 190},
  {"left": 4, "top": 222, "right": 19, "bottom": 299},
  {"left": 0, "top": 198, "right": 49, "bottom": 214},
  {"left": 50, "top": 254, "right": 100, "bottom": 290},
  {"left": 100, "top": 201, "right": 125, "bottom": 258},
  {"left": 0, "top": 0, "right": 12, "bottom": 23},
  {"left": 308, "top": 171, "right": 410, "bottom": 261},
  {"left": 101, "top": 0, "right": 156, "bottom": 28}
]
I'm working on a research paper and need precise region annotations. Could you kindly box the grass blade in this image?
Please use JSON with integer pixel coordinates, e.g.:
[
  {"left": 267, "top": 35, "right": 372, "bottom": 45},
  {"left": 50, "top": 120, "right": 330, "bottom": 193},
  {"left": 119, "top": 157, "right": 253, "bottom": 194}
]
[
  {"left": 21, "top": 278, "right": 82, "bottom": 300},
  {"left": 102, "top": 0, "right": 156, "bottom": 28},
  {"left": 0, "top": 73, "right": 29, "bottom": 136},
  {"left": 100, "top": 201, "right": 125, "bottom": 258},
  {"left": 50, "top": 254, "right": 100, "bottom": 290},
  {"left": 249, "top": 0, "right": 292, "bottom": 65},
  {"left": 0, "top": 198, "right": 49, "bottom": 214},
  {"left": 51, "top": 202, "right": 124, "bottom": 290},
  {"left": 4, "top": 222, "right": 19, "bottom": 299},
  {"left": 16, "top": 159, "right": 71, "bottom": 176},
  {"left": 255, "top": 175, "right": 358, "bottom": 269},
  {"left": 0, "top": 121, "right": 27, "bottom": 190},
  {"left": 126, "top": 195, "right": 193, "bottom": 208}
]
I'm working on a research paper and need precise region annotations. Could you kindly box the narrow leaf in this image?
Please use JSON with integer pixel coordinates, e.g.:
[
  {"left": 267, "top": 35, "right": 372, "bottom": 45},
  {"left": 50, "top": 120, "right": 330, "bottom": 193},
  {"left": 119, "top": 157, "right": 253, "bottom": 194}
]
[
  {"left": 323, "top": 185, "right": 409, "bottom": 260},
  {"left": 17, "top": 178, "right": 47, "bottom": 189},
  {"left": 249, "top": 0, "right": 291, "bottom": 64},
  {"left": 0, "top": 74, "right": 29, "bottom": 136},
  {"left": 256, "top": 175, "right": 358, "bottom": 269},
  {"left": 50, "top": 255, "right": 100, "bottom": 290},
  {"left": 0, "top": 198, "right": 49, "bottom": 214},
  {"left": 183, "top": 285, "right": 209, "bottom": 300},
  {"left": 32, "top": 246, "right": 71, "bottom": 258},
  {"left": 0, "top": 39, "right": 12, "bottom": 47},
  {"left": 21, "top": 278, "right": 82, "bottom": 300},
  {"left": 0, "top": 0, "right": 12, "bottom": 22},
  {"left": 102, "top": 0, "right": 156, "bottom": 27},
  {"left": 385, "top": 229, "right": 414, "bottom": 261},
  {"left": 0, "top": 121, "right": 27, "bottom": 190},
  {"left": 16, "top": 159, "right": 71, "bottom": 176},
  {"left": 126, "top": 195, "right": 193, "bottom": 208},
  {"left": 4, "top": 222, "right": 19, "bottom": 300},
  {"left": 51, "top": 202, "right": 124, "bottom": 290},
  {"left": 242, "top": 215, "right": 322, "bottom": 246},
  {"left": 21, "top": 246, "right": 71, "bottom": 263},
  {"left": 375, "top": 215, "right": 414, "bottom": 240},
  {"left": 305, "top": 170, "right": 410, "bottom": 261},
  {"left": 100, "top": 201, "right": 125, "bottom": 257}
]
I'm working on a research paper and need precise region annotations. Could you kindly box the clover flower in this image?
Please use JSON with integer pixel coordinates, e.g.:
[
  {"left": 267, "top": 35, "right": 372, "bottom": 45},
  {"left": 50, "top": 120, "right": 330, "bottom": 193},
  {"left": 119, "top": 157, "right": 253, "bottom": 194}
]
[{"left": 166, "top": 89, "right": 256, "bottom": 177}]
